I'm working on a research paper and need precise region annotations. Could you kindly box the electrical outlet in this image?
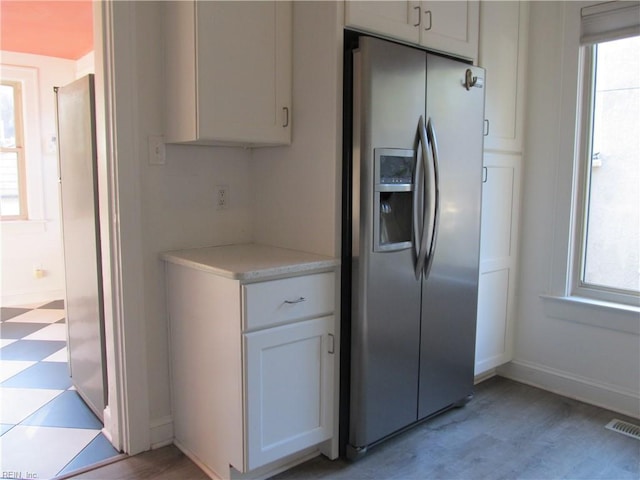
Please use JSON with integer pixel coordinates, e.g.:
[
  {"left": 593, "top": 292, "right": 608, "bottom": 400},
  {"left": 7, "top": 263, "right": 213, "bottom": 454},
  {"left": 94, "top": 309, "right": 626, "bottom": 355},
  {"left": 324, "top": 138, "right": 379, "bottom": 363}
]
[{"left": 216, "top": 185, "right": 229, "bottom": 210}]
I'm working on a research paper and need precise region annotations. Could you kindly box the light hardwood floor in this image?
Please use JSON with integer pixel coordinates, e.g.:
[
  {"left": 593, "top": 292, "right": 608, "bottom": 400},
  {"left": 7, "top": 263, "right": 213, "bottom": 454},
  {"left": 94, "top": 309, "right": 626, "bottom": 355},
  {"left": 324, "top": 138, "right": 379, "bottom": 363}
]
[{"left": 68, "top": 377, "right": 640, "bottom": 479}]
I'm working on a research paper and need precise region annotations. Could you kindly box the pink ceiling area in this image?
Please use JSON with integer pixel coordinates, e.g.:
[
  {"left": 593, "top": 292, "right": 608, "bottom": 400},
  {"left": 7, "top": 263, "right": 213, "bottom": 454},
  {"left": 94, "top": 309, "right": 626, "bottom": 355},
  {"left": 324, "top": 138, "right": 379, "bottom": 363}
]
[{"left": 1, "top": 0, "right": 94, "bottom": 60}]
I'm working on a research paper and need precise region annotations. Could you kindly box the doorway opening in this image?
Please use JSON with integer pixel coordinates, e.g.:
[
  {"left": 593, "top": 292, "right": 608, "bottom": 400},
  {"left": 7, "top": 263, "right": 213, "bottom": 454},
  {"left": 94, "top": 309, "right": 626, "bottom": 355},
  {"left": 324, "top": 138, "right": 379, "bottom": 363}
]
[{"left": 0, "top": 1, "right": 123, "bottom": 477}]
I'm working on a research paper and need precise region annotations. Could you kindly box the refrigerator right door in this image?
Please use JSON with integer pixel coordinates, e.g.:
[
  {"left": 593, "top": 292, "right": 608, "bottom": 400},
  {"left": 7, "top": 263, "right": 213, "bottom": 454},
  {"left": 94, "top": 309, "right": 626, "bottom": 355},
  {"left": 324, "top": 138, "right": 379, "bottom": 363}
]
[{"left": 418, "top": 54, "right": 485, "bottom": 419}]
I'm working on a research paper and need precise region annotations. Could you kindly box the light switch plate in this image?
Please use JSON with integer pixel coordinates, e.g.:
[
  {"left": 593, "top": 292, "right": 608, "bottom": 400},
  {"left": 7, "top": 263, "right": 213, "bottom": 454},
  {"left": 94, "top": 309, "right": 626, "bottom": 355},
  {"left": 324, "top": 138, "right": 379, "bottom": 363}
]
[{"left": 148, "top": 135, "right": 166, "bottom": 165}]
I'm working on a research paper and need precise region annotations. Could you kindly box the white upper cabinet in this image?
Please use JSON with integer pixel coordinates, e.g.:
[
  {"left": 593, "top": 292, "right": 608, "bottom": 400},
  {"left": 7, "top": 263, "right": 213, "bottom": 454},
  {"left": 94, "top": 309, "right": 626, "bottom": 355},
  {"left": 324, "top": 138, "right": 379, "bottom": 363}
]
[
  {"left": 344, "top": 1, "right": 421, "bottom": 44},
  {"left": 345, "top": 1, "right": 479, "bottom": 62},
  {"left": 421, "top": 1, "right": 479, "bottom": 62},
  {"left": 165, "top": 1, "right": 292, "bottom": 146},
  {"left": 479, "top": 1, "right": 529, "bottom": 153}
]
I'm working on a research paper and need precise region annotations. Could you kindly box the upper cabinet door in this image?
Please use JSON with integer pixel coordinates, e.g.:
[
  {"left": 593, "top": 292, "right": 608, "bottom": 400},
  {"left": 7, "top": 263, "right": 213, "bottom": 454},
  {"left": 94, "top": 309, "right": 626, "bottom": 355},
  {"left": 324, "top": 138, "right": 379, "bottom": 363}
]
[
  {"left": 479, "top": 1, "right": 529, "bottom": 153},
  {"left": 344, "top": 1, "right": 479, "bottom": 62},
  {"left": 345, "top": 1, "right": 420, "bottom": 44},
  {"left": 420, "top": 1, "right": 479, "bottom": 62},
  {"left": 165, "top": 1, "right": 292, "bottom": 146}
]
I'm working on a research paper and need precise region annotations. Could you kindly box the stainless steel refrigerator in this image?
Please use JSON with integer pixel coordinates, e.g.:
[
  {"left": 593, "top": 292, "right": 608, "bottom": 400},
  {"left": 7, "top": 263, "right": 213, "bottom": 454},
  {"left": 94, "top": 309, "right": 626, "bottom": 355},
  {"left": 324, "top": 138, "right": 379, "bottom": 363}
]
[
  {"left": 55, "top": 74, "right": 107, "bottom": 420},
  {"left": 342, "top": 35, "right": 485, "bottom": 457}
]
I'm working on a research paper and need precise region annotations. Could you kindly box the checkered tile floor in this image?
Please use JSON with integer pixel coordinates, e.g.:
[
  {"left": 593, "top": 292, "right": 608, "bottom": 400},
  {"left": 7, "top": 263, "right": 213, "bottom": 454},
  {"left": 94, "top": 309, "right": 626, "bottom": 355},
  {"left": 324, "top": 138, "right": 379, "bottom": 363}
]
[{"left": 0, "top": 300, "right": 120, "bottom": 479}]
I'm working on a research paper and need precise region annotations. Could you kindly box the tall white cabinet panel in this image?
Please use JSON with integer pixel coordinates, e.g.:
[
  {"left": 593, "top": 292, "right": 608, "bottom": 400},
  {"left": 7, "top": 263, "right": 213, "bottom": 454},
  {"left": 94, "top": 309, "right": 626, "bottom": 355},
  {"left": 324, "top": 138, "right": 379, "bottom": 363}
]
[
  {"left": 480, "top": 166, "right": 515, "bottom": 264},
  {"left": 245, "top": 316, "right": 334, "bottom": 470},
  {"left": 474, "top": 1, "right": 528, "bottom": 376},
  {"left": 166, "top": 264, "right": 244, "bottom": 477},
  {"left": 475, "top": 269, "right": 510, "bottom": 373},
  {"left": 479, "top": 1, "right": 529, "bottom": 152},
  {"left": 475, "top": 155, "right": 522, "bottom": 375},
  {"left": 344, "top": 1, "right": 479, "bottom": 62},
  {"left": 165, "top": 1, "right": 292, "bottom": 146}
]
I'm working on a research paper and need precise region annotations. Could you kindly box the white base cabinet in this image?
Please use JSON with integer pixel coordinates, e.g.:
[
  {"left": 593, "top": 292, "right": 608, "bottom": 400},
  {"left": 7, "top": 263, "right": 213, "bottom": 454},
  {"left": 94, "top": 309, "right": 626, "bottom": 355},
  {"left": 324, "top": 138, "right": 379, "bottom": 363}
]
[
  {"left": 344, "top": 1, "right": 479, "bottom": 62},
  {"left": 166, "top": 263, "right": 337, "bottom": 478}
]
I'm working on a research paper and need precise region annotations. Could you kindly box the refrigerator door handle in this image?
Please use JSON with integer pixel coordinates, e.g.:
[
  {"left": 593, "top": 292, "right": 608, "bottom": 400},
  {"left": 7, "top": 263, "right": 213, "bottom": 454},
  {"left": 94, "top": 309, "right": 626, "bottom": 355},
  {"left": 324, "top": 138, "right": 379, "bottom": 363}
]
[
  {"left": 413, "top": 124, "right": 424, "bottom": 276},
  {"left": 415, "top": 116, "right": 430, "bottom": 277},
  {"left": 423, "top": 118, "right": 441, "bottom": 279}
]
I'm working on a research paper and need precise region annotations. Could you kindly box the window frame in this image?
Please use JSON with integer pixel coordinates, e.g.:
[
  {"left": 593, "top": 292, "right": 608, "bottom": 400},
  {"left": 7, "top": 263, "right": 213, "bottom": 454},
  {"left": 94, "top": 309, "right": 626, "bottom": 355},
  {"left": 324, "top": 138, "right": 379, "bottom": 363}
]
[
  {"left": 570, "top": 39, "right": 640, "bottom": 307},
  {"left": 0, "top": 79, "right": 28, "bottom": 220}
]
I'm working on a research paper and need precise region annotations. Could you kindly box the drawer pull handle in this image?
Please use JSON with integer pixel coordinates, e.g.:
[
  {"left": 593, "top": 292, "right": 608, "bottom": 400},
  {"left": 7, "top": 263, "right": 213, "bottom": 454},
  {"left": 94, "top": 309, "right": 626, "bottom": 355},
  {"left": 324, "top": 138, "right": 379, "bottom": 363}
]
[{"left": 284, "top": 297, "right": 306, "bottom": 305}]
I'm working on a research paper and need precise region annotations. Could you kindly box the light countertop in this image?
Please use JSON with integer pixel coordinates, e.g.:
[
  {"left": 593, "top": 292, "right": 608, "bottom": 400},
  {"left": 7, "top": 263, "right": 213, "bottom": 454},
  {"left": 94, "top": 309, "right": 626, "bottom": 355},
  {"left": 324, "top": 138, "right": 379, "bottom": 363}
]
[{"left": 161, "top": 243, "right": 339, "bottom": 281}]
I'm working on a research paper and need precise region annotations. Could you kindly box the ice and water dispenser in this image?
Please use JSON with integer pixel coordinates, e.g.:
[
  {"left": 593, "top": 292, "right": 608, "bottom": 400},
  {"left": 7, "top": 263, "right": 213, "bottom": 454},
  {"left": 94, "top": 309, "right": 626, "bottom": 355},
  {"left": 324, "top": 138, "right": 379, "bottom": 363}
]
[{"left": 373, "top": 149, "right": 415, "bottom": 252}]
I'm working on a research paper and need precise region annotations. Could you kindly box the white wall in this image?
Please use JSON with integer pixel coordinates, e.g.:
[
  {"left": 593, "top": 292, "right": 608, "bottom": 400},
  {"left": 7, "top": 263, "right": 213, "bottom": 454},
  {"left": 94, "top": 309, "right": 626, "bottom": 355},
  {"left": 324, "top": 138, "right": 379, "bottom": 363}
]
[
  {"left": 76, "top": 51, "right": 95, "bottom": 78},
  {"left": 251, "top": 1, "right": 343, "bottom": 258},
  {"left": 117, "top": 1, "right": 253, "bottom": 446},
  {"left": 120, "top": 1, "right": 343, "bottom": 448},
  {"left": 498, "top": 1, "right": 640, "bottom": 418},
  {"left": 0, "top": 52, "right": 77, "bottom": 306}
]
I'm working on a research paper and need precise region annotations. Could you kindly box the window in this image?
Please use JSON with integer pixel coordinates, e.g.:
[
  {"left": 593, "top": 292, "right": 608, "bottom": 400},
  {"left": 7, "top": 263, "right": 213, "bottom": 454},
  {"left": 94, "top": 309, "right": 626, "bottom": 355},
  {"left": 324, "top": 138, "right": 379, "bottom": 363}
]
[
  {"left": 0, "top": 80, "right": 27, "bottom": 220},
  {"left": 573, "top": 3, "right": 640, "bottom": 306}
]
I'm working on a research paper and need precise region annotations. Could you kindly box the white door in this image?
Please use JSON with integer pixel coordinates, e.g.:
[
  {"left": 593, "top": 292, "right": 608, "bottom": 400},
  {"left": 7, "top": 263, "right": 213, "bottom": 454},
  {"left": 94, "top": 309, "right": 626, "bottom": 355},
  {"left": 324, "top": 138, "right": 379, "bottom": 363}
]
[
  {"left": 196, "top": 1, "right": 292, "bottom": 145},
  {"left": 244, "top": 316, "right": 334, "bottom": 470},
  {"left": 420, "top": 1, "right": 479, "bottom": 61},
  {"left": 475, "top": 160, "right": 519, "bottom": 374},
  {"left": 345, "top": 1, "right": 420, "bottom": 43},
  {"left": 475, "top": 269, "right": 510, "bottom": 373}
]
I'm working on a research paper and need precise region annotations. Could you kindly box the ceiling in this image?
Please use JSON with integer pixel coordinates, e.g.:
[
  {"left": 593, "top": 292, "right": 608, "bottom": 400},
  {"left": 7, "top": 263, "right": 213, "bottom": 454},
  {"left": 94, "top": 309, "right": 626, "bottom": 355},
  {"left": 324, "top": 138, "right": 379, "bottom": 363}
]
[{"left": 0, "top": 0, "right": 94, "bottom": 61}]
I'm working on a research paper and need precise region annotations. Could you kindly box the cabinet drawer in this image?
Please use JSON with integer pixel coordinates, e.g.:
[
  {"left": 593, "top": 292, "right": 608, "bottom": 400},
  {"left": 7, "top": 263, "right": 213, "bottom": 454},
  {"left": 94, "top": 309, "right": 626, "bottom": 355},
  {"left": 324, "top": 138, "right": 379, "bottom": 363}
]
[{"left": 243, "top": 272, "right": 335, "bottom": 331}]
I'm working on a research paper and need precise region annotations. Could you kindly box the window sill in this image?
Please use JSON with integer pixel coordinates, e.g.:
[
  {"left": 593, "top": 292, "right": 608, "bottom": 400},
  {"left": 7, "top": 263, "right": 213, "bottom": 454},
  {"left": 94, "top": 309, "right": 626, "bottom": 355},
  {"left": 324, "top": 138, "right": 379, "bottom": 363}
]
[
  {"left": 540, "top": 295, "right": 640, "bottom": 335},
  {"left": 1, "top": 219, "right": 48, "bottom": 235}
]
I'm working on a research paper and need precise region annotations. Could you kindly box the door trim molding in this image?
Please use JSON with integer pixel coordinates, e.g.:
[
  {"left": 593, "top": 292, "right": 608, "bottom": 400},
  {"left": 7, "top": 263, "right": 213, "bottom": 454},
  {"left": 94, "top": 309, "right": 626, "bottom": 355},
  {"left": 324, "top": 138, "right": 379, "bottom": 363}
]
[{"left": 95, "top": 0, "right": 151, "bottom": 454}]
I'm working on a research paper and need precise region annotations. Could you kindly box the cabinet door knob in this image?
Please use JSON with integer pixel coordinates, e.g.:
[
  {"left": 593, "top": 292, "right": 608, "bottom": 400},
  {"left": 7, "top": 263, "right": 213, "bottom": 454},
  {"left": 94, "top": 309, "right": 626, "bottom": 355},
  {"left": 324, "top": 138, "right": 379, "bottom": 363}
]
[
  {"left": 484, "top": 119, "right": 490, "bottom": 136},
  {"left": 283, "top": 107, "right": 290, "bottom": 128},
  {"left": 284, "top": 296, "right": 305, "bottom": 304},
  {"left": 413, "top": 6, "right": 421, "bottom": 27}
]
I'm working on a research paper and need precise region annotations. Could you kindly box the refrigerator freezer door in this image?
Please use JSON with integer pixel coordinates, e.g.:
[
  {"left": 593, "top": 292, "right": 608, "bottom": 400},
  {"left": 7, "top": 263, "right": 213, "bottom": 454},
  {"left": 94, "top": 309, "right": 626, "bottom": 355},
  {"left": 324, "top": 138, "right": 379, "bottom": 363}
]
[
  {"left": 349, "top": 37, "right": 425, "bottom": 449},
  {"left": 56, "top": 75, "right": 107, "bottom": 420},
  {"left": 418, "top": 55, "right": 485, "bottom": 419}
]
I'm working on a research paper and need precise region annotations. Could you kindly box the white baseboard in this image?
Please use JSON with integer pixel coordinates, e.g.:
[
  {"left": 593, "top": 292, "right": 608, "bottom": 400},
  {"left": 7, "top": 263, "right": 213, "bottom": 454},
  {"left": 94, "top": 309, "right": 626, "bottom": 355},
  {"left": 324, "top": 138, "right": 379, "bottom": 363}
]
[
  {"left": 150, "top": 415, "right": 174, "bottom": 449},
  {"left": 474, "top": 369, "right": 497, "bottom": 385},
  {"left": 497, "top": 359, "right": 640, "bottom": 419},
  {"left": 175, "top": 440, "right": 323, "bottom": 480},
  {"left": 174, "top": 440, "right": 222, "bottom": 479},
  {"left": 2, "top": 289, "right": 65, "bottom": 307},
  {"left": 230, "top": 445, "right": 321, "bottom": 480},
  {"left": 102, "top": 405, "right": 115, "bottom": 446}
]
